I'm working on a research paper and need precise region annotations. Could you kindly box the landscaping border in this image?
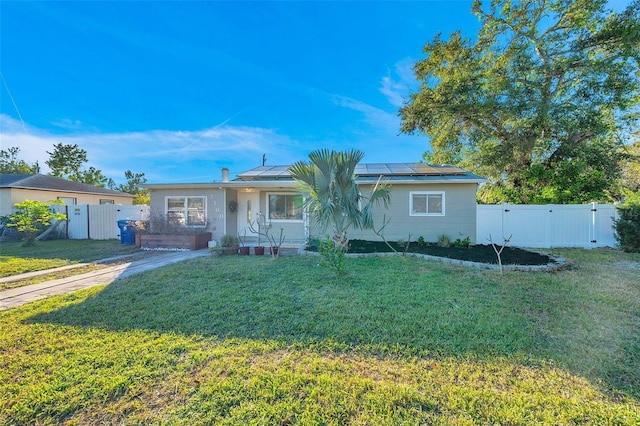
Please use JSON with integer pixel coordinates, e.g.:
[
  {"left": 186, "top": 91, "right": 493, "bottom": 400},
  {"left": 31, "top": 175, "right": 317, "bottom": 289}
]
[{"left": 299, "top": 247, "right": 570, "bottom": 272}]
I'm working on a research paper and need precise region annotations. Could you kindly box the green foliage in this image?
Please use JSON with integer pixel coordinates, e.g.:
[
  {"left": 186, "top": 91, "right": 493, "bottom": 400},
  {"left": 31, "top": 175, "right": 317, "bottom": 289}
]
[
  {"left": 401, "top": 0, "right": 640, "bottom": 204},
  {"left": 220, "top": 234, "right": 239, "bottom": 248},
  {"left": 6, "top": 199, "right": 67, "bottom": 246},
  {"left": 620, "top": 141, "right": 640, "bottom": 193},
  {"left": 0, "top": 146, "right": 38, "bottom": 174},
  {"left": 453, "top": 236, "right": 471, "bottom": 248},
  {"left": 46, "top": 143, "right": 108, "bottom": 186},
  {"left": 109, "top": 170, "right": 150, "bottom": 204},
  {"left": 437, "top": 234, "right": 451, "bottom": 247},
  {"left": 417, "top": 235, "right": 426, "bottom": 247},
  {"left": 289, "top": 149, "right": 391, "bottom": 252},
  {"left": 614, "top": 190, "right": 640, "bottom": 252},
  {"left": 318, "top": 234, "right": 346, "bottom": 274}
]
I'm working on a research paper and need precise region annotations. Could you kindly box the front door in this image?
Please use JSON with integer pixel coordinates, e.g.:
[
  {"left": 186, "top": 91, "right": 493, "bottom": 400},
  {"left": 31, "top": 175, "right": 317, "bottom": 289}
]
[{"left": 237, "top": 191, "right": 261, "bottom": 238}]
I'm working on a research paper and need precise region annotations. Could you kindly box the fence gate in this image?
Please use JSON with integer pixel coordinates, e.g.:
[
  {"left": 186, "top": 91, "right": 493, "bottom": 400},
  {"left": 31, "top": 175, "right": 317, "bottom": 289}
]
[{"left": 56, "top": 204, "right": 150, "bottom": 240}]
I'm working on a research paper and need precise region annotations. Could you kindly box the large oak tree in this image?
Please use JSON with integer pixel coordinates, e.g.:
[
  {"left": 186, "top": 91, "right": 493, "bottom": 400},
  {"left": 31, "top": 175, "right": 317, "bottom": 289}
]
[{"left": 400, "top": 0, "right": 640, "bottom": 204}]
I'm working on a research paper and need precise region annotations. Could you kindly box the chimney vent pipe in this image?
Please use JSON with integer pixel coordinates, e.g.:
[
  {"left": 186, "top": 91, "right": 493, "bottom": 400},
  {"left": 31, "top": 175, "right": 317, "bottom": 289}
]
[{"left": 222, "top": 167, "right": 229, "bottom": 183}]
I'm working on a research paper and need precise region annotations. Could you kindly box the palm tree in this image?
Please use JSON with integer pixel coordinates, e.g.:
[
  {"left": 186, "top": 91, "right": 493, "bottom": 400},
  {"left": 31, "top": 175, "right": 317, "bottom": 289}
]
[{"left": 289, "top": 149, "right": 391, "bottom": 251}]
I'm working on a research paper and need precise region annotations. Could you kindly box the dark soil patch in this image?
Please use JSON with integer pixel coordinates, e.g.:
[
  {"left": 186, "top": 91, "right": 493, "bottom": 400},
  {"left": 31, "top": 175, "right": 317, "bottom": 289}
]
[{"left": 308, "top": 240, "right": 555, "bottom": 266}]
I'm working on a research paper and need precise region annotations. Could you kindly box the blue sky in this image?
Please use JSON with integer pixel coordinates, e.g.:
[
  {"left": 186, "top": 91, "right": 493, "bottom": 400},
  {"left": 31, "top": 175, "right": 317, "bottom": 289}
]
[{"left": 0, "top": 1, "right": 629, "bottom": 184}]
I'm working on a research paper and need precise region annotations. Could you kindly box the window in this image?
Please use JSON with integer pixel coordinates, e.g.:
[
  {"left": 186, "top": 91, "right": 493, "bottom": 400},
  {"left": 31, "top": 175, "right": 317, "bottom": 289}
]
[
  {"left": 100, "top": 199, "right": 114, "bottom": 204},
  {"left": 166, "top": 196, "right": 206, "bottom": 226},
  {"left": 410, "top": 191, "right": 445, "bottom": 216},
  {"left": 57, "top": 197, "right": 77, "bottom": 205},
  {"left": 268, "top": 193, "right": 303, "bottom": 221}
]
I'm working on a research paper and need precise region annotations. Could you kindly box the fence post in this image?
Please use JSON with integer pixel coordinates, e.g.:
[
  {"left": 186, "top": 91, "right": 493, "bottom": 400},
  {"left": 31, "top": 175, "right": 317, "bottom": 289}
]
[{"left": 590, "top": 202, "right": 597, "bottom": 249}]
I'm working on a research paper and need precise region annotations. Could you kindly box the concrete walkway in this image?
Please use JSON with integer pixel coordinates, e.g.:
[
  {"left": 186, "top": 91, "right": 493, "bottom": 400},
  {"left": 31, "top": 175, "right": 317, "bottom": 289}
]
[{"left": 0, "top": 250, "right": 210, "bottom": 311}]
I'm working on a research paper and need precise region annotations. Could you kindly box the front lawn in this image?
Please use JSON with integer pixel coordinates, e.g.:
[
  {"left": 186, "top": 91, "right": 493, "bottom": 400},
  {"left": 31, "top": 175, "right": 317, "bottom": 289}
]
[
  {"left": 0, "top": 240, "right": 140, "bottom": 278},
  {"left": 1, "top": 250, "right": 638, "bottom": 424}
]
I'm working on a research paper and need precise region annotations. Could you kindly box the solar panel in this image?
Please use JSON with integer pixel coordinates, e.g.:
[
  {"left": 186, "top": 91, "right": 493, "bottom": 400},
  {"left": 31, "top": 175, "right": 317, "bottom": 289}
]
[
  {"left": 387, "top": 163, "right": 414, "bottom": 174},
  {"left": 238, "top": 163, "right": 468, "bottom": 179},
  {"left": 354, "top": 164, "right": 367, "bottom": 174}
]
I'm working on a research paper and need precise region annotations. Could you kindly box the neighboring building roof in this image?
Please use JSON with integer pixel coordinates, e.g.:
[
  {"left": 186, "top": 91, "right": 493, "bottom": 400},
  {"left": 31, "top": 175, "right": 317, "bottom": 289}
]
[
  {"left": 235, "top": 163, "right": 485, "bottom": 184},
  {"left": 0, "top": 174, "right": 134, "bottom": 197}
]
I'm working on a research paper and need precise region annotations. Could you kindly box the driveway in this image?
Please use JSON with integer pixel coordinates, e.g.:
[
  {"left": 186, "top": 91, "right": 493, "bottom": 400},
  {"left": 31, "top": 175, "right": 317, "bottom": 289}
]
[{"left": 0, "top": 250, "right": 210, "bottom": 311}]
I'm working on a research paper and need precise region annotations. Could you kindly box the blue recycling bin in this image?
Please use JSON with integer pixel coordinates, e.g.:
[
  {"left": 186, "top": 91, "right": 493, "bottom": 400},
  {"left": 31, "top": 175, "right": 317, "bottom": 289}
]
[{"left": 117, "top": 220, "right": 136, "bottom": 245}]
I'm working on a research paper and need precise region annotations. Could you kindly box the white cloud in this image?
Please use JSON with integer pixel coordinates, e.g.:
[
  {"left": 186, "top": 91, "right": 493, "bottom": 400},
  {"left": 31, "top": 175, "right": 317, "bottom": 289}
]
[
  {"left": 380, "top": 76, "right": 407, "bottom": 108},
  {"left": 380, "top": 57, "right": 417, "bottom": 108},
  {"left": 0, "top": 114, "right": 301, "bottom": 183},
  {"left": 51, "top": 118, "right": 84, "bottom": 130},
  {"left": 331, "top": 95, "right": 400, "bottom": 131}
]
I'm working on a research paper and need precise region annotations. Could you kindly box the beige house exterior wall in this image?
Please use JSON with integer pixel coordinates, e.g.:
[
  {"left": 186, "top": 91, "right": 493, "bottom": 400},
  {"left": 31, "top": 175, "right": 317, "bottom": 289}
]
[
  {"left": 347, "top": 183, "right": 479, "bottom": 243},
  {"left": 147, "top": 181, "right": 480, "bottom": 245},
  {"left": 148, "top": 187, "right": 224, "bottom": 241},
  {"left": 257, "top": 189, "right": 306, "bottom": 243}
]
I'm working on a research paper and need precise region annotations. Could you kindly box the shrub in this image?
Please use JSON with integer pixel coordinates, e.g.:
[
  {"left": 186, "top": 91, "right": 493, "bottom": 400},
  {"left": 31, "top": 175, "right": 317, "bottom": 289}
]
[
  {"left": 220, "top": 234, "right": 239, "bottom": 248},
  {"left": 417, "top": 236, "right": 426, "bottom": 247},
  {"left": 453, "top": 236, "right": 471, "bottom": 248},
  {"left": 614, "top": 190, "right": 640, "bottom": 252},
  {"left": 437, "top": 234, "right": 451, "bottom": 248},
  {"left": 6, "top": 199, "right": 66, "bottom": 246},
  {"left": 319, "top": 235, "right": 346, "bottom": 274},
  {"left": 140, "top": 210, "right": 210, "bottom": 235}
]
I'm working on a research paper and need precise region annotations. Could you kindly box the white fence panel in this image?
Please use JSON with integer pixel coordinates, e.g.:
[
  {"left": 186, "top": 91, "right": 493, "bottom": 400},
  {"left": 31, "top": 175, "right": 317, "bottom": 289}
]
[
  {"left": 548, "top": 205, "right": 591, "bottom": 248},
  {"left": 54, "top": 204, "right": 149, "bottom": 240},
  {"left": 476, "top": 204, "right": 504, "bottom": 245},
  {"left": 477, "top": 203, "right": 618, "bottom": 249},
  {"left": 593, "top": 204, "right": 617, "bottom": 248},
  {"left": 65, "top": 205, "right": 89, "bottom": 239},
  {"left": 504, "top": 204, "right": 551, "bottom": 247}
]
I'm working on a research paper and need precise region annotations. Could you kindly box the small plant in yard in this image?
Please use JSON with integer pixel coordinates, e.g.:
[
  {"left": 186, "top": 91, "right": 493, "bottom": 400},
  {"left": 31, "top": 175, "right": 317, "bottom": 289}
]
[
  {"left": 216, "top": 234, "right": 239, "bottom": 255},
  {"left": 5, "top": 199, "right": 67, "bottom": 246},
  {"left": 437, "top": 234, "right": 452, "bottom": 248},
  {"left": 140, "top": 210, "right": 211, "bottom": 235},
  {"left": 488, "top": 233, "right": 512, "bottom": 274},
  {"left": 453, "top": 236, "right": 471, "bottom": 248},
  {"left": 248, "top": 213, "right": 286, "bottom": 258},
  {"left": 319, "top": 234, "right": 346, "bottom": 273},
  {"left": 417, "top": 235, "right": 426, "bottom": 247}
]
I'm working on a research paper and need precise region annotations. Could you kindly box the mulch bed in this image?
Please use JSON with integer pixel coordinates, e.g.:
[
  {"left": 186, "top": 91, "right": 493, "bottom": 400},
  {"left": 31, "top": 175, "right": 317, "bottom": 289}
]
[{"left": 308, "top": 239, "right": 555, "bottom": 266}]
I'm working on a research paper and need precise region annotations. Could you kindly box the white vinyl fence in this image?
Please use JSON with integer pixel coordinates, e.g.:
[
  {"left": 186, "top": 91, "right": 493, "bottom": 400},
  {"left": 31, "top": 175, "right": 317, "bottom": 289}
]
[
  {"left": 477, "top": 203, "right": 618, "bottom": 249},
  {"left": 54, "top": 204, "right": 150, "bottom": 240}
]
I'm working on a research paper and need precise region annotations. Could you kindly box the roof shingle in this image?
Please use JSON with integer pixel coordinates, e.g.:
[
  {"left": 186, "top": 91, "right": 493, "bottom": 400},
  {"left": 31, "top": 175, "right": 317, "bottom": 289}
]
[{"left": 0, "top": 174, "right": 134, "bottom": 197}]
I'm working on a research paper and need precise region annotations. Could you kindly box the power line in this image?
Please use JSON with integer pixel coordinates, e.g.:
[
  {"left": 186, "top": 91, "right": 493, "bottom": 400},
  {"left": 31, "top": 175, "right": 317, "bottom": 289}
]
[{"left": 0, "top": 72, "right": 26, "bottom": 131}]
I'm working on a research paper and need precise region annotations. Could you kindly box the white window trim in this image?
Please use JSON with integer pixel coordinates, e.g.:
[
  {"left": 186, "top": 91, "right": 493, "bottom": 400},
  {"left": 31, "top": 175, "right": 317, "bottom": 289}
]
[
  {"left": 409, "top": 191, "right": 445, "bottom": 216},
  {"left": 266, "top": 192, "right": 304, "bottom": 222},
  {"left": 165, "top": 195, "right": 207, "bottom": 227}
]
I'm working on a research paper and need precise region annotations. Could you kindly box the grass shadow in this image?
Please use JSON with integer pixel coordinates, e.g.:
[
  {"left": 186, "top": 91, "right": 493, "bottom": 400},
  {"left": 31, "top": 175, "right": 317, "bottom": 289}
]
[{"left": 26, "top": 254, "right": 639, "bottom": 400}]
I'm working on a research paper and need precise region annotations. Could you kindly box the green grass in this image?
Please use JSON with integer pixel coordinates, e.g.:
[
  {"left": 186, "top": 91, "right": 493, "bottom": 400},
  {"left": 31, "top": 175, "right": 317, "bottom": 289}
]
[
  {"left": 0, "top": 264, "right": 108, "bottom": 291},
  {"left": 1, "top": 250, "right": 639, "bottom": 424},
  {"left": 0, "top": 240, "right": 140, "bottom": 278}
]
